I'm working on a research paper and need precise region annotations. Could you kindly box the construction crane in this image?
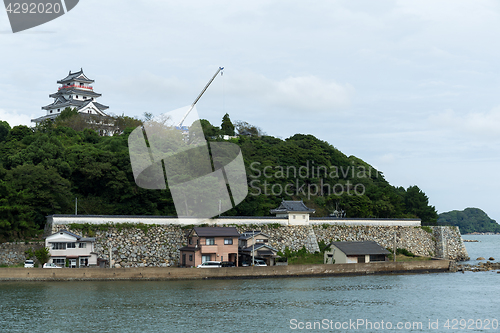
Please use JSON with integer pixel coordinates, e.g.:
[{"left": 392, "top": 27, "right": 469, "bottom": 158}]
[{"left": 176, "top": 67, "right": 224, "bottom": 128}]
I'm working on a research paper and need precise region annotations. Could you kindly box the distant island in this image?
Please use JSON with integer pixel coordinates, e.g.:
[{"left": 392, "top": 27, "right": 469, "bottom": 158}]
[{"left": 438, "top": 208, "right": 500, "bottom": 234}]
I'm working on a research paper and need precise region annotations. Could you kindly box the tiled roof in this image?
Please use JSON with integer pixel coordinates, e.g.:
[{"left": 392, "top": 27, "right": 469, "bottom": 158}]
[
  {"left": 241, "top": 243, "right": 278, "bottom": 252},
  {"left": 192, "top": 227, "right": 240, "bottom": 237},
  {"left": 50, "top": 89, "right": 101, "bottom": 98},
  {"left": 57, "top": 69, "right": 94, "bottom": 84},
  {"left": 270, "top": 200, "right": 315, "bottom": 214},
  {"left": 46, "top": 229, "right": 81, "bottom": 240},
  {"left": 239, "top": 231, "right": 270, "bottom": 240},
  {"left": 330, "top": 241, "right": 391, "bottom": 256}
]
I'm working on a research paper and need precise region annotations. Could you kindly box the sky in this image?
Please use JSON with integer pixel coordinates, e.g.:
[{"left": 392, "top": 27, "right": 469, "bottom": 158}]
[{"left": 1, "top": 0, "right": 500, "bottom": 220}]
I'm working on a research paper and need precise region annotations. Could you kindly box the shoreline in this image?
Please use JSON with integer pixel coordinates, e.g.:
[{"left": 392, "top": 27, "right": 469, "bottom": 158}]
[{"left": 0, "top": 261, "right": 453, "bottom": 281}]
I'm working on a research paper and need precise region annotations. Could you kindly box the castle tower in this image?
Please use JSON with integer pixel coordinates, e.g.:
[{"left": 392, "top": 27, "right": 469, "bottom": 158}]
[{"left": 32, "top": 69, "right": 109, "bottom": 124}]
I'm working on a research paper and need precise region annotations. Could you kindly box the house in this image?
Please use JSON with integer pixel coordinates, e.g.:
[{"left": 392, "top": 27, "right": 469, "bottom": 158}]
[
  {"left": 238, "top": 231, "right": 279, "bottom": 266},
  {"left": 179, "top": 227, "right": 240, "bottom": 267},
  {"left": 324, "top": 241, "right": 390, "bottom": 264},
  {"left": 270, "top": 200, "right": 315, "bottom": 225},
  {"left": 45, "top": 230, "right": 98, "bottom": 268}
]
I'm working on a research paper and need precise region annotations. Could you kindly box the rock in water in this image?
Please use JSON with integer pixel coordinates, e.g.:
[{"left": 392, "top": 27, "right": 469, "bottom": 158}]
[
  {"left": 477, "top": 257, "right": 485, "bottom": 260},
  {"left": 489, "top": 257, "right": 495, "bottom": 260}
]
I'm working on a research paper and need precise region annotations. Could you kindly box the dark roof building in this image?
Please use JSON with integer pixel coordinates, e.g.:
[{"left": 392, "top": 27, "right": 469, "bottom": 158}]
[
  {"left": 32, "top": 69, "right": 110, "bottom": 124},
  {"left": 270, "top": 200, "right": 315, "bottom": 215},
  {"left": 325, "top": 241, "right": 391, "bottom": 264},
  {"left": 192, "top": 227, "right": 240, "bottom": 237}
]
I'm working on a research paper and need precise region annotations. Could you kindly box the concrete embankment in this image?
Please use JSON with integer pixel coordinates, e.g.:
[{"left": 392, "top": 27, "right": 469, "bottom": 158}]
[{"left": 0, "top": 260, "right": 452, "bottom": 281}]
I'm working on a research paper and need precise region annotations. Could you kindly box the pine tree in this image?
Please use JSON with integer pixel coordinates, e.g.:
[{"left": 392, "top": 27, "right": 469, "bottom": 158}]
[{"left": 221, "top": 113, "right": 235, "bottom": 136}]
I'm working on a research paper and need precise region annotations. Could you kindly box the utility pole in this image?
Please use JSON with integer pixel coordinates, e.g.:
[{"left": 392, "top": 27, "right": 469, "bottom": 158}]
[
  {"left": 252, "top": 231, "right": 255, "bottom": 266},
  {"left": 75, "top": 197, "right": 77, "bottom": 215}
]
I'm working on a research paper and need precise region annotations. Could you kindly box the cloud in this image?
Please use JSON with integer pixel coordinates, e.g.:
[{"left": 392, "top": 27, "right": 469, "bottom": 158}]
[
  {"left": 226, "top": 72, "right": 354, "bottom": 113},
  {"left": 430, "top": 107, "right": 500, "bottom": 137},
  {"left": 0, "top": 108, "right": 33, "bottom": 127}
]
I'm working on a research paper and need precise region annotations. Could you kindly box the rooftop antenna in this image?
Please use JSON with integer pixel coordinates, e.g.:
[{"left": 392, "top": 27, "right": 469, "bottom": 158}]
[{"left": 177, "top": 67, "right": 224, "bottom": 128}]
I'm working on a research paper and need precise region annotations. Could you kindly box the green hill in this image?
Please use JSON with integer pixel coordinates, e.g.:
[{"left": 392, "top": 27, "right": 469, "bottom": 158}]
[
  {"left": 438, "top": 208, "right": 500, "bottom": 234},
  {"left": 0, "top": 113, "right": 438, "bottom": 240}
]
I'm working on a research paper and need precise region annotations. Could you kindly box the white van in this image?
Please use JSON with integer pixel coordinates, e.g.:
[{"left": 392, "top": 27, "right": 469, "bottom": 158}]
[
  {"left": 24, "top": 260, "right": 34, "bottom": 268},
  {"left": 197, "top": 261, "right": 221, "bottom": 268},
  {"left": 253, "top": 259, "right": 267, "bottom": 266}
]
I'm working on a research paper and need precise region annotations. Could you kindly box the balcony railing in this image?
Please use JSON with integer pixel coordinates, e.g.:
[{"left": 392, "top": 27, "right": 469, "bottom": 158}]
[{"left": 58, "top": 84, "right": 93, "bottom": 90}]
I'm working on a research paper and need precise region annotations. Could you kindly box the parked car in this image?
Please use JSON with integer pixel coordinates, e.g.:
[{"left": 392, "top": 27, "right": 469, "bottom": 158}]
[
  {"left": 197, "top": 261, "right": 221, "bottom": 268},
  {"left": 220, "top": 261, "right": 236, "bottom": 267},
  {"left": 24, "top": 260, "right": 34, "bottom": 268},
  {"left": 240, "top": 261, "right": 250, "bottom": 267},
  {"left": 43, "top": 263, "right": 62, "bottom": 269},
  {"left": 253, "top": 259, "right": 267, "bottom": 266}
]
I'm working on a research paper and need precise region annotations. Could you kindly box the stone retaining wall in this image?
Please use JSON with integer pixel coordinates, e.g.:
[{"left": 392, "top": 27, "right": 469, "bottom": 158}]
[
  {"left": 44, "top": 223, "right": 469, "bottom": 267},
  {"left": 0, "top": 242, "right": 44, "bottom": 266}
]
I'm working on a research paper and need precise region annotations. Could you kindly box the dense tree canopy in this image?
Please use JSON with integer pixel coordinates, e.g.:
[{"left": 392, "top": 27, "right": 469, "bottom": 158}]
[
  {"left": 438, "top": 208, "right": 500, "bottom": 233},
  {"left": 0, "top": 115, "right": 438, "bottom": 240}
]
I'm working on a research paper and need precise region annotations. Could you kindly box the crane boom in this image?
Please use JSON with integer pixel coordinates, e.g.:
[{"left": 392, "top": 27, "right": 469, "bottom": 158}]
[{"left": 177, "top": 67, "right": 224, "bottom": 128}]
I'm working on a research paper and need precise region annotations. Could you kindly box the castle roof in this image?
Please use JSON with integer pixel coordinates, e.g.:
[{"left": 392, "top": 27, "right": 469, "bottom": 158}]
[
  {"left": 57, "top": 69, "right": 94, "bottom": 84},
  {"left": 42, "top": 97, "right": 109, "bottom": 111},
  {"left": 50, "top": 88, "right": 102, "bottom": 99},
  {"left": 270, "top": 200, "right": 315, "bottom": 214}
]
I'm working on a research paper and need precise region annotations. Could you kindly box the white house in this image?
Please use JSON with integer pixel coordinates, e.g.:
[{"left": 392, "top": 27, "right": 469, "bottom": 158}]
[
  {"left": 270, "top": 200, "right": 316, "bottom": 225},
  {"left": 45, "top": 230, "right": 98, "bottom": 268}
]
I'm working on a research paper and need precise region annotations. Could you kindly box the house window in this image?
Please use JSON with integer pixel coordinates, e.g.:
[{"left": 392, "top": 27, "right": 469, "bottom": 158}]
[
  {"left": 205, "top": 238, "right": 215, "bottom": 245},
  {"left": 67, "top": 242, "right": 76, "bottom": 249},
  {"left": 201, "top": 255, "right": 211, "bottom": 263},
  {"left": 293, "top": 215, "right": 296, "bottom": 219},
  {"left": 303, "top": 215, "right": 305, "bottom": 219},
  {"left": 188, "top": 238, "right": 192, "bottom": 245},
  {"left": 52, "top": 243, "right": 66, "bottom": 250},
  {"left": 189, "top": 254, "right": 193, "bottom": 261},
  {"left": 256, "top": 239, "right": 266, "bottom": 243},
  {"left": 53, "top": 258, "right": 65, "bottom": 266},
  {"left": 79, "top": 243, "right": 86, "bottom": 248},
  {"left": 80, "top": 258, "right": 88, "bottom": 267},
  {"left": 224, "top": 238, "right": 233, "bottom": 245}
]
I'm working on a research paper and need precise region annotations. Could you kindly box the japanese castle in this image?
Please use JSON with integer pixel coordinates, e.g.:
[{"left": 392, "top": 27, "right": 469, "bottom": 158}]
[{"left": 31, "top": 69, "right": 109, "bottom": 124}]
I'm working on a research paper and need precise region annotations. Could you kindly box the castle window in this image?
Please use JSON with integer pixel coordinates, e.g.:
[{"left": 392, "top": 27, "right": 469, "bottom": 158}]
[
  {"left": 50, "top": 110, "right": 53, "bottom": 113},
  {"left": 76, "top": 95, "right": 78, "bottom": 99}
]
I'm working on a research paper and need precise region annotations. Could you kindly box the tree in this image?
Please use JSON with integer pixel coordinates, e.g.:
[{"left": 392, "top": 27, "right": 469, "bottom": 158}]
[
  {"left": 34, "top": 247, "right": 50, "bottom": 266},
  {"left": 221, "top": 113, "right": 235, "bottom": 136},
  {"left": 199, "top": 119, "right": 220, "bottom": 138},
  {"left": 234, "top": 121, "right": 264, "bottom": 137},
  {"left": 0, "top": 120, "right": 10, "bottom": 142},
  {"left": 404, "top": 185, "right": 438, "bottom": 226},
  {"left": 6, "top": 125, "right": 33, "bottom": 142}
]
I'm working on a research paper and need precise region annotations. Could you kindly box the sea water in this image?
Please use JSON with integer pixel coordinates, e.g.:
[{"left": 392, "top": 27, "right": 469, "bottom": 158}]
[{"left": 0, "top": 235, "right": 498, "bottom": 333}]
